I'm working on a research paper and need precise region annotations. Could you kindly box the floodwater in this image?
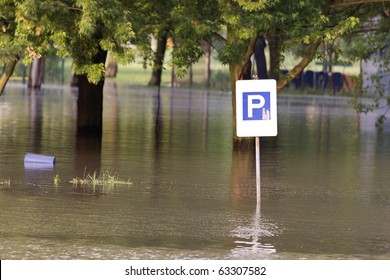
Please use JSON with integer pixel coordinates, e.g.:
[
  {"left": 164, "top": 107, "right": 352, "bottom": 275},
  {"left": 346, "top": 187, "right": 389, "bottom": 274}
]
[{"left": 1, "top": 84, "right": 390, "bottom": 259}]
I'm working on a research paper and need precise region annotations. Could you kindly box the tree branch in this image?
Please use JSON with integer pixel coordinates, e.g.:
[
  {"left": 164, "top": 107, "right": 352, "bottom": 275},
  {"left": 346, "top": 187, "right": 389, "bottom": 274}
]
[
  {"left": 329, "top": 0, "right": 390, "bottom": 8},
  {"left": 277, "top": 36, "right": 322, "bottom": 92},
  {"left": 238, "top": 34, "right": 258, "bottom": 78},
  {"left": 352, "top": 27, "right": 390, "bottom": 33},
  {"left": 0, "top": 59, "right": 18, "bottom": 96}
]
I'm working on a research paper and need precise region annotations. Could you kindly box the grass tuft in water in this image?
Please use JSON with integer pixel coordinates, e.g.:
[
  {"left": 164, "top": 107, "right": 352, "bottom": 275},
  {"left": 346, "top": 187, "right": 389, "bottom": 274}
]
[
  {"left": 54, "top": 174, "right": 60, "bottom": 186},
  {"left": 0, "top": 178, "right": 11, "bottom": 187},
  {"left": 70, "top": 169, "right": 132, "bottom": 187}
]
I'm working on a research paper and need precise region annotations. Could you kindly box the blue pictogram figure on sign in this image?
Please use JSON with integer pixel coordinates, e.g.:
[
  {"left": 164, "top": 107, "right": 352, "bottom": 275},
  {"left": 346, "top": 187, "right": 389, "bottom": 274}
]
[{"left": 243, "top": 92, "right": 271, "bottom": 120}]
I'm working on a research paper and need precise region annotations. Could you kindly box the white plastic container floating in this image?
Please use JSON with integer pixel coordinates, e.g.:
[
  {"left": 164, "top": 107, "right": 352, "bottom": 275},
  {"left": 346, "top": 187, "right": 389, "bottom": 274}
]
[{"left": 24, "top": 153, "right": 56, "bottom": 169}]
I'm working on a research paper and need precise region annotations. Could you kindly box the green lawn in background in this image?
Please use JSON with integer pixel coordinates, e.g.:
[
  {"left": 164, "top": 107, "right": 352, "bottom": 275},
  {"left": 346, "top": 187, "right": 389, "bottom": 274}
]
[
  {"left": 107, "top": 51, "right": 231, "bottom": 91},
  {"left": 108, "top": 50, "right": 360, "bottom": 93},
  {"left": 7, "top": 48, "right": 360, "bottom": 93}
]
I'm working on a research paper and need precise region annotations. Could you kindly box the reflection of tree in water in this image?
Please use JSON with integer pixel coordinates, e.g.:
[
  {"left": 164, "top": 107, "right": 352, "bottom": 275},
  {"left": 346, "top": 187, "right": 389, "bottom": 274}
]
[
  {"left": 230, "top": 204, "right": 280, "bottom": 258},
  {"left": 73, "top": 133, "right": 102, "bottom": 196},
  {"left": 75, "top": 135, "right": 102, "bottom": 176}
]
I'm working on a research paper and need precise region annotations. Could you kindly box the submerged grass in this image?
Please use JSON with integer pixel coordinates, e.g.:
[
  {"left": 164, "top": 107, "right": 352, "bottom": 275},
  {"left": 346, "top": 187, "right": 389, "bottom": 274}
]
[
  {"left": 70, "top": 169, "right": 132, "bottom": 187},
  {"left": 54, "top": 174, "right": 60, "bottom": 186},
  {"left": 0, "top": 178, "right": 11, "bottom": 187}
]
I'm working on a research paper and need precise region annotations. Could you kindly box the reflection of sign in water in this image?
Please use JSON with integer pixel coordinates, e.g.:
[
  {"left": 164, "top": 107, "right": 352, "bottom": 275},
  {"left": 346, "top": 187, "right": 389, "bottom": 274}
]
[
  {"left": 236, "top": 80, "right": 277, "bottom": 137},
  {"left": 243, "top": 92, "right": 271, "bottom": 120},
  {"left": 230, "top": 205, "right": 278, "bottom": 258}
]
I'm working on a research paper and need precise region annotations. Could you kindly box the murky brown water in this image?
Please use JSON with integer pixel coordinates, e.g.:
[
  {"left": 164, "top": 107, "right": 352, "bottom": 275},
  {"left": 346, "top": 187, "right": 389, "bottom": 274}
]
[{"left": 1, "top": 84, "right": 390, "bottom": 259}]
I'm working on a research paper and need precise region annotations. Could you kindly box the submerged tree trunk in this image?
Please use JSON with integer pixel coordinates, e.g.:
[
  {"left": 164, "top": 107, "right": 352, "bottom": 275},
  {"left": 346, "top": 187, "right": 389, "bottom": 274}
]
[
  {"left": 148, "top": 28, "right": 168, "bottom": 86},
  {"left": 0, "top": 59, "right": 18, "bottom": 96},
  {"left": 77, "top": 48, "right": 108, "bottom": 136},
  {"left": 230, "top": 62, "right": 257, "bottom": 147},
  {"left": 228, "top": 31, "right": 258, "bottom": 145},
  {"left": 28, "top": 58, "right": 45, "bottom": 89}
]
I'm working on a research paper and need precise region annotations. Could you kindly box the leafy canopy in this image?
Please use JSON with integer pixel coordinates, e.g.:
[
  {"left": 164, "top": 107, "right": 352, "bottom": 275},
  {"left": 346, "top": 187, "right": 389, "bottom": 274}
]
[{"left": 1, "top": 0, "right": 135, "bottom": 83}]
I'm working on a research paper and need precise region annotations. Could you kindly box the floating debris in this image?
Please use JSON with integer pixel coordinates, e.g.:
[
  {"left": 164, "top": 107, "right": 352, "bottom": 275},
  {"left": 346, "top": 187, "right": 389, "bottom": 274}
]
[{"left": 24, "top": 153, "right": 56, "bottom": 169}]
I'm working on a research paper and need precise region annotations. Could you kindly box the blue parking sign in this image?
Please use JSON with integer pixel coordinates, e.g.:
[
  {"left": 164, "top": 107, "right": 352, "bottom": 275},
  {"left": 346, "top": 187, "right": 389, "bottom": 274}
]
[
  {"left": 236, "top": 79, "right": 277, "bottom": 137},
  {"left": 243, "top": 92, "right": 271, "bottom": 120}
]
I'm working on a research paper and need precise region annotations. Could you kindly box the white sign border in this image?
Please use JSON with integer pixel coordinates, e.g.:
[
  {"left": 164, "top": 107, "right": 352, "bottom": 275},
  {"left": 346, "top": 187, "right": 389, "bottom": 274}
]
[{"left": 236, "top": 79, "right": 278, "bottom": 137}]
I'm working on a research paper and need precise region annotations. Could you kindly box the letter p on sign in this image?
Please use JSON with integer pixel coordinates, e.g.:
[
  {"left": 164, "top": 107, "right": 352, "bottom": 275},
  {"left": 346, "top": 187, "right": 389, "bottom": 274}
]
[{"left": 236, "top": 79, "right": 277, "bottom": 137}]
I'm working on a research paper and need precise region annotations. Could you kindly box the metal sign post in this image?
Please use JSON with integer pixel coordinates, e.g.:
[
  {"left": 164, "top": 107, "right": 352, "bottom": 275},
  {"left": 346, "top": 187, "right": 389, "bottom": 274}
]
[
  {"left": 255, "top": 136, "right": 261, "bottom": 203},
  {"left": 236, "top": 79, "right": 277, "bottom": 204}
]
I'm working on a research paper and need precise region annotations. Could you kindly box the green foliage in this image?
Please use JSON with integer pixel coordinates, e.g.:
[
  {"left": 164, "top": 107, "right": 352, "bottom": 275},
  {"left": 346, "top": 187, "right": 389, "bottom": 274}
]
[
  {"left": 346, "top": 12, "right": 390, "bottom": 128},
  {"left": 126, "top": 0, "right": 175, "bottom": 70},
  {"left": 73, "top": 62, "right": 106, "bottom": 84},
  {"left": 323, "top": 17, "right": 360, "bottom": 43},
  {"left": 1, "top": 0, "right": 388, "bottom": 96},
  {"left": 52, "top": 1, "right": 136, "bottom": 82},
  {"left": 207, "top": 0, "right": 364, "bottom": 71},
  {"left": 1, "top": 0, "right": 135, "bottom": 84},
  {"left": 352, "top": 81, "right": 389, "bottom": 129},
  {"left": 351, "top": 91, "right": 390, "bottom": 129}
]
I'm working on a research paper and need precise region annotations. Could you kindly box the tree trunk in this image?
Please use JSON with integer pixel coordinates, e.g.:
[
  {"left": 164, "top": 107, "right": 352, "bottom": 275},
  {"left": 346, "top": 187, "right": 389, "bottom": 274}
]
[
  {"left": 227, "top": 29, "right": 258, "bottom": 144},
  {"left": 230, "top": 62, "right": 253, "bottom": 146},
  {"left": 105, "top": 55, "right": 118, "bottom": 78},
  {"left": 242, "top": 59, "right": 252, "bottom": 80},
  {"left": 230, "top": 64, "right": 240, "bottom": 143},
  {"left": 171, "top": 66, "right": 177, "bottom": 87},
  {"left": 254, "top": 35, "right": 268, "bottom": 79},
  {"left": 71, "top": 73, "right": 79, "bottom": 87},
  {"left": 322, "top": 42, "right": 327, "bottom": 72},
  {"left": 148, "top": 29, "right": 168, "bottom": 86},
  {"left": 189, "top": 64, "right": 193, "bottom": 87},
  {"left": 267, "top": 28, "right": 282, "bottom": 80},
  {"left": 77, "top": 48, "right": 108, "bottom": 136},
  {"left": 28, "top": 58, "right": 45, "bottom": 88},
  {"left": 0, "top": 59, "right": 18, "bottom": 96},
  {"left": 202, "top": 40, "right": 211, "bottom": 88}
]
